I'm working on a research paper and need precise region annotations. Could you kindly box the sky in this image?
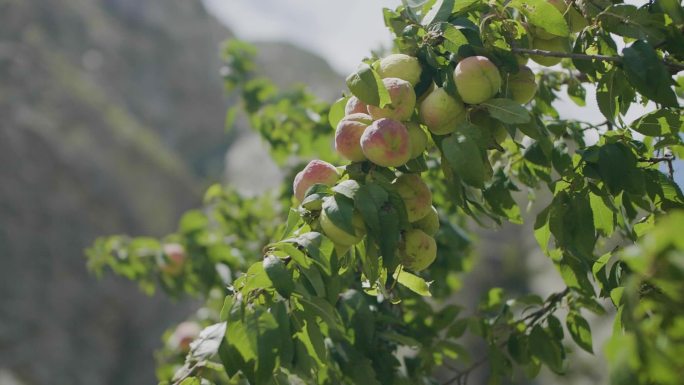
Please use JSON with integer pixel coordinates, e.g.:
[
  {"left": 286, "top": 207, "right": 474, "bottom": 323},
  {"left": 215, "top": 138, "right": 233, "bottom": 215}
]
[
  {"left": 203, "top": 0, "right": 399, "bottom": 75},
  {"left": 204, "top": 0, "right": 681, "bottom": 185}
]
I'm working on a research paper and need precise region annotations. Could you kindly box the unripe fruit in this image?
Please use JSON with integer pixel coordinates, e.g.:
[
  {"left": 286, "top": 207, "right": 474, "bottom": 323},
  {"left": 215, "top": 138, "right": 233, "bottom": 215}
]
[
  {"left": 470, "top": 110, "right": 508, "bottom": 147},
  {"left": 507, "top": 66, "right": 537, "bottom": 104},
  {"left": 377, "top": 54, "right": 422, "bottom": 86},
  {"left": 406, "top": 122, "right": 428, "bottom": 158},
  {"left": 516, "top": 55, "right": 529, "bottom": 66},
  {"left": 418, "top": 87, "right": 466, "bottom": 135},
  {"left": 320, "top": 209, "right": 366, "bottom": 246},
  {"left": 413, "top": 206, "right": 440, "bottom": 236},
  {"left": 367, "top": 77, "right": 416, "bottom": 121},
  {"left": 345, "top": 96, "right": 369, "bottom": 116},
  {"left": 393, "top": 174, "right": 433, "bottom": 222},
  {"left": 453, "top": 56, "right": 502, "bottom": 104},
  {"left": 170, "top": 321, "right": 201, "bottom": 352},
  {"left": 400, "top": 229, "right": 437, "bottom": 272},
  {"left": 161, "top": 243, "right": 186, "bottom": 276},
  {"left": 360, "top": 118, "right": 411, "bottom": 167},
  {"left": 293, "top": 160, "right": 340, "bottom": 202},
  {"left": 530, "top": 37, "right": 569, "bottom": 66},
  {"left": 335, "top": 113, "right": 372, "bottom": 162}
]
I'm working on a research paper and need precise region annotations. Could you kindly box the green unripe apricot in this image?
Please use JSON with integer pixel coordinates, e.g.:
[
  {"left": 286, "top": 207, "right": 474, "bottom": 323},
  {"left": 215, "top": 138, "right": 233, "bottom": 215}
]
[
  {"left": 393, "top": 174, "right": 433, "bottom": 222},
  {"left": 377, "top": 54, "right": 422, "bottom": 86},
  {"left": 418, "top": 87, "right": 466, "bottom": 135},
  {"left": 507, "top": 66, "right": 537, "bottom": 105},
  {"left": 470, "top": 110, "right": 508, "bottom": 147},
  {"left": 406, "top": 122, "right": 428, "bottom": 159},
  {"left": 530, "top": 37, "right": 570, "bottom": 66},
  {"left": 453, "top": 56, "right": 502, "bottom": 105},
  {"left": 413, "top": 206, "right": 440, "bottom": 236},
  {"left": 400, "top": 229, "right": 437, "bottom": 272},
  {"left": 320, "top": 207, "right": 366, "bottom": 247}
]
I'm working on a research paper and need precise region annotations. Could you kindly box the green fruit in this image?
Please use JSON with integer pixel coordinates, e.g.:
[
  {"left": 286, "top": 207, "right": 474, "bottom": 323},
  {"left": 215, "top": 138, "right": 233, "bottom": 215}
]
[
  {"left": 507, "top": 66, "right": 537, "bottom": 104},
  {"left": 393, "top": 174, "right": 433, "bottom": 222},
  {"left": 419, "top": 87, "right": 466, "bottom": 135},
  {"left": 413, "top": 206, "right": 440, "bottom": 236},
  {"left": 453, "top": 56, "right": 502, "bottom": 104},
  {"left": 470, "top": 110, "right": 508, "bottom": 147},
  {"left": 263, "top": 255, "right": 294, "bottom": 298},
  {"left": 406, "top": 122, "right": 428, "bottom": 158},
  {"left": 320, "top": 208, "right": 366, "bottom": 246},
  {"left": 377, "top": 54, "right": 422, "bottom": 86},
  {"left": 531, "top": 37, "right": 569, "bottom": 67},
  {"left": 400, "top": 229, "right": 437, "bottom": 272}
]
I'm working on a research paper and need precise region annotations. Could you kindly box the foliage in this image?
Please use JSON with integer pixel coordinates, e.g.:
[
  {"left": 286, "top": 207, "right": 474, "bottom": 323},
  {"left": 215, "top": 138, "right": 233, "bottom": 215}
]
[{"left": 87, "top": 0, "right": 684, "bottom": 384}]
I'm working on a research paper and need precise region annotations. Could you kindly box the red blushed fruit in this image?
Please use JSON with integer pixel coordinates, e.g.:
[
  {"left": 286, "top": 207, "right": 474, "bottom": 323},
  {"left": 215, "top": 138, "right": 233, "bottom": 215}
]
[
  {"left": 335, "top": 113, "right": 371, "bottom": 162},
  {"left": 293, "top": 160, "right": 340, "bottom": 202},
  {"left": 170, "top": 321, "right": 202, "bottom": 352},
  {"left": 367, "top": 77, "right": 416, "bottom": 121},
  {"left": 161, "top": 243, "right": 186, "bottom": 276},
  {"left": 345, "top": 96, "right": 369, "bottom": 115},
  {"left": 360, "top": 118, "right": 411, "bottom": 168}
]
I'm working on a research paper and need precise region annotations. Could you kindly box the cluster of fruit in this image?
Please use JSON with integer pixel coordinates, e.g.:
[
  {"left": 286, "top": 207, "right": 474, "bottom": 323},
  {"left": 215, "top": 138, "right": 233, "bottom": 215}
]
[{"left": 291, "top": 50, "right": 539, "bottom": 272}]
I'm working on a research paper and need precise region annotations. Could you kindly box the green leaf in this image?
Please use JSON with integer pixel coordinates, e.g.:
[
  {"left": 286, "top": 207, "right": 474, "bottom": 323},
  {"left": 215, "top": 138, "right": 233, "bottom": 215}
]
[
  {"left": 529, "top": 325, "right": 564, "bottom": 373},
  {"left": 453, "top": 0, "right": 480, "bottom": 13},
  {"left": 622, "top": 41, "right": 678, "bottom": 107},
  {"left": 394, "top": 267, "right": 432, "bottom": 296},
  {"left": 354, "top": 184, "right": 387, "bottom": 236},
  {"left": 263, "top": 255, "right": 294, "bottom": 298},
  {"left": 333, "top": 179, "right": 361, "bottom": 200},
  {"left": 442, "top": 130, "right": 486, "bottom": 187},
  {"left": 345, "top": 64, "right": 390, "bottom": 107},
  {"left": 595, "top": 70, "right": 634, "bottom": 124},
  {"left": 423, "top": 0, "right": 456, "bottom": 24},
  {"left": 329, "top": 97, "right": 348, "bottom": 129},
  {"left": 296, "top": 294, "right": 345, "bottom": 332},
  {"left": 432, "top": 22, "right": 468, "bottom": 53},
  {"left": 322, "top": 195, "right": 356, "bottom": 235},
  {"left": 589, "top": 192, "right": 614, "bottom": 236},
  {"left": 188, "top": 322, "right": 227, "bottom": 361},
  {"left": 566, "top": 312, "right": 593, "bottom": 353},
  {"left": 599, "top": 5, "right": 666, "bottom": 43},
  {"left": 509, "top": 0, "right": 569, "bottom": 37},
  {"left": 597, "top": 143, "right": 644, "bottom": 196},
  {"left": 630, "top": 109, "right": 682, "bottom": 136},
  {"left": 483, "top": 98, "right": 531, "bottom": 124},
  {"left": 534, "top": 205, "right": 552, "bottom": 253}
]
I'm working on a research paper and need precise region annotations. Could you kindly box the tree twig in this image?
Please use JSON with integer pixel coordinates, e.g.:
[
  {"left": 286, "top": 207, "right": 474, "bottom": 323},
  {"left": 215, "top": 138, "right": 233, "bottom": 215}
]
[
  {"left": 511, "top": 47, "right": 684, "bottom": 72},
  {"left": 441, "top": 288, "right": 571, "bottom": 385}
]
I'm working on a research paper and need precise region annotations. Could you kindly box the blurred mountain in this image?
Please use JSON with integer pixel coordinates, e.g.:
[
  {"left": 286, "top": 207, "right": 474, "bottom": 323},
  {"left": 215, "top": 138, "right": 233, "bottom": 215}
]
[{"left": 0, "top": 0, "right": 342, "bottom": 384}]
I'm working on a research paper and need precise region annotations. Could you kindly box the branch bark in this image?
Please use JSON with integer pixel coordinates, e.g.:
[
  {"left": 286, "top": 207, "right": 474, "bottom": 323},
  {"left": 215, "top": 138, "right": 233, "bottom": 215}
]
[{"left": 511, "top": 47, "right": 684, "bottom": 72}]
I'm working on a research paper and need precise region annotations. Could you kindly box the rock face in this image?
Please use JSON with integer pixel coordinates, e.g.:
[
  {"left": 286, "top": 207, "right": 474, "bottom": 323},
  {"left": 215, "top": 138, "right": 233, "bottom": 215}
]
[
  {"left": 0, "top": 0, "right": 224, "bottom": 384},
  {"left": 0, "top": 0, "right": 344, "bottom": 383}
]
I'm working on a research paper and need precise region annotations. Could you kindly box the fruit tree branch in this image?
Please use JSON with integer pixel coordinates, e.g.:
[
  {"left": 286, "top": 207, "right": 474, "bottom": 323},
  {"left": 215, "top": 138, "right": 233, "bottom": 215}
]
[{"left": 511, "top": 47, "right": 684, "bottom": 72}]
